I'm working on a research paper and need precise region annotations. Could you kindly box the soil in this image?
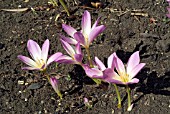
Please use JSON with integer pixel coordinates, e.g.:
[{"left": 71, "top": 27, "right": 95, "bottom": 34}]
[{"left": 0, "top": 0, "right": 170, "bottom": 114}]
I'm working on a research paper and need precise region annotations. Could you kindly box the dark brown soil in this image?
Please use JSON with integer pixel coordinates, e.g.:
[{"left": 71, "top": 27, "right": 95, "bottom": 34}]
[{"left": 0, "top": 0, "right": 170, "bottom": 114}]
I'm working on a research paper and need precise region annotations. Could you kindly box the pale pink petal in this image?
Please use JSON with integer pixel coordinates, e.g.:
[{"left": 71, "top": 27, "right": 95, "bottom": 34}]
[
  {"left": 85, "top": 67, "right": 103, "bottom": 78},
  {"left": 22, "top": 67, "right": 40, "bottom": 70},
  {"left": 91, "top": 17, "right": 100, "bottom": 30},
  {"left": 75, "top": 43, "right": 82, "bottom": 55},
  {"left": 27, "top": 40, "right": 41, "bottom": 61},
  {"left": 60, "top": 34, "right": 77, "bottom": 45},
  {"left": 62, "top": 24, "right": 77, "bottom": 37},
  {"left": 18, "top": 55, "right": 37, "bottom": 68},
  {"left": 82, "top": 10, "right": 91, "bottom": 35},
  {"left": 60, "top": 39, "right": 75, "bottom": 57},
  {"left": 50, "top": 77, "right": 59, "bottom": 92},
  {"left": 104, "top": 68, "right": 123, "bottom": 84},
  {"left": 56, "top": 55, "right": 76, "bottom": 64},
  {"left": 74, "top": 54, "right": 83, "bottom": 63},
  {"left": 114, "top": 53, "right": 126, "bottom": 75},
  {"left": 129, "top": 63, "right": 146, "bottom": 79},
  {"left": 107, "top": 53, "right": 115, "bottom": 69},
  {"left": 74, "top": 32, "right": 86, "bottom": 46},
  {"left": 47, "top": 52, "right": 63, "bottom": 65},
  {"left": 41, "top": 39, "right": 49, "bottom": 62},
  {"left": 94, "top": 57, "right": 106, "bottom": 71},
  {"left": 126, "top": 78, "right": 139, "bottom": 85},
  {"left": 88, "top": 25, "right": 106, "bottom": 44},
  {"left": 126, "top": 51, "right": 140, "bottom": 74}
]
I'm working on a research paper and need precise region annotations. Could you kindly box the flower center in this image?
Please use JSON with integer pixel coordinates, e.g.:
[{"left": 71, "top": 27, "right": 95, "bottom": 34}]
[
  {"left": 35, "top": 58, "right": 46, "bottom": 69},
  {"left": 119, "top": 72, "right": 129, "bottom": 83}
]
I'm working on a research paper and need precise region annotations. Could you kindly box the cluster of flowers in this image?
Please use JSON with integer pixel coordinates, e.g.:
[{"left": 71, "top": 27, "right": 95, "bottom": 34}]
[
  {"left": 167, "top": 0, "right": 170, "bottom": 18},
  {"left": 18, "top": 10, "right": 145, "bottom": 111}
]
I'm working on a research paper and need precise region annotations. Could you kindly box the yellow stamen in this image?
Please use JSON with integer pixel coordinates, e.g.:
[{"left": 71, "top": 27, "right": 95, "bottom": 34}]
[
  {"left": 119, "top": 72, "right": 129, "bottom": 83},
  {"left": 35, "top": 58, "right": 46, "bottom": 69}
]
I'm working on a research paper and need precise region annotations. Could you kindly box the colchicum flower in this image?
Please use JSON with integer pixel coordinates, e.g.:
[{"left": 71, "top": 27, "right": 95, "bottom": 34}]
[
  {"left": 83, "top": 53, "right": 115, "bottom": 79},
  {"left": 61, "top": 10, "right": 106, "bottom": 48},
  {"left": 18, "top": 39, "right": 62, "bottom": 71},
  {"left": 104, "top": 51, "right": 145, "bottom": 85},
  {"left": 84, "top": 97, "right": 92, "bottom": 108},
  {"left": 50, "top": 77, "right": 62, "bottom": 99},
  {"left": 56, "top": 39, "right": 83, "bottom": 64}
]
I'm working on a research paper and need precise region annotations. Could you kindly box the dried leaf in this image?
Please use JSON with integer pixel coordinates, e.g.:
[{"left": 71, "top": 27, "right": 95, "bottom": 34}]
[
  {"left": 1, "top": 8, "right": 28, "bottom": 12},
  {"left": 24, "top": 0, "right": 29, "bottom": 2}
]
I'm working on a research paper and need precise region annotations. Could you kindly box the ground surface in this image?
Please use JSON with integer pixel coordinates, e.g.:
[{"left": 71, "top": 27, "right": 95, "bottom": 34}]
[{"left": 0, "top": 0, "right": 170, "bottom": 114}]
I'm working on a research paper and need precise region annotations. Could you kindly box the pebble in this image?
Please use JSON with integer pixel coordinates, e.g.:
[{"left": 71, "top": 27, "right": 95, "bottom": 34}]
[
  {"left": 18, "top": 80, "right": 24, "bottom": 85},
  {"left": 112, "top": 109, "right": 114, "bottom": 114},
  {"left": 41, "top": 100, "right": 44, "bottom": 104},
  {"left": 58, "top": 102, "right": 61, "bottom": 106},
  {"left": 133, "top": 94, "right": 138, "bottom": 99},
  {"left": 44, "top": 109, "right": 47, "bottom": 113},
  {"left": 25, "top": 98, "right": 28, "bottom": 101},
  {"left": 38, "top": 111, "right": 42, "bottom": 114},
  {"left": 151, "top": 96, "right": 155, "bottom": 100},
  {"left": 144, "top": 99, "right": 150, "bottom": 105}
]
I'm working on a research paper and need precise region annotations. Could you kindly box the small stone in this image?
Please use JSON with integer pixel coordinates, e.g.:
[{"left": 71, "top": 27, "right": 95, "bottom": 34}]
[
  {"left": 25, "top": 98, "right": 28, "bottom": 101},
  {"left": 151, "top": 97, "right": 155, "bottom": 100},
  {"left": 144, "top": 99, "right": 150, "bottom": 105},
  {"left": 41, "top": 101, "right": 44, "bottom": 104},
  {"left": 18, "top": 80, "right": 24, "bottom": 85},
  {"left": 133, "top": 94, "right": 138, "bottom": 99},
  {"left": 104, "top": 94, "right": 108, "bottom": 98},
  {"left": 112, "top": 109, "right": 115, "bottom": 114},
  {"left": 58, "top": 102, "right": 61, "bottom": 106},
  {"left": 44, "top": 109, "right": 47, "bottom": 113}
]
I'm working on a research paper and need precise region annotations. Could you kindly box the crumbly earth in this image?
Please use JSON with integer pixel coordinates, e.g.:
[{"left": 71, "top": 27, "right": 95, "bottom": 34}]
[{"left": 0, "top": 0, "right": 170, "bottom": 114}]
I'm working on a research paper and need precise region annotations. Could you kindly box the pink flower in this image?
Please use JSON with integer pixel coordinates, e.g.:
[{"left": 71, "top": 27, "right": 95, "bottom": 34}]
[
  {"left": 61, "top": 10, "right": 106, "bottom": 48},
  {"left": 50, "top": 77, "right": 62, "bottom": 99},
  {"left": 18, "top": 39, "right": 62, "bottom": 71},
  {"left": 83, "top": 53, "right": 115, "bottom": 79},
  {"left": 104, "top": 51, "right": 145, "bottom": 85},
  {"left": 50, "top": 77, "right": 59, "bottom": 93},
  {"left": 84, "top": 97, "right": 92, "bottom": 108},
  {"left": 56, "top": 39, "right": 83, "bottom": 64}
]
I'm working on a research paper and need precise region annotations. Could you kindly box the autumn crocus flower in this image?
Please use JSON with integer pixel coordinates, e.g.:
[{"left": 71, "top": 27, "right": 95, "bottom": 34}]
[
  {"left": 104, "top": 51, "right": 145, "bottom": 85},
  {"left": 62, "top": 10, "right": 106, "bottom": 48},
  {"left": 84, "top": 53, "right": 115, "bottom": 79},
  {"left": 84, "top": 97, "right": 92, "bottom": 109},
  {"left": 104, "top": 51, "right": 145, "bottom": 110},
  {"left": 18, "top": 39, "right": 62, "bottom": 71},
  {"left": 56, "top": 39, "right": 83, "bottom": 64},
  {"left": 50, "top": 77, "right": 62, "bottom": 99}
]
